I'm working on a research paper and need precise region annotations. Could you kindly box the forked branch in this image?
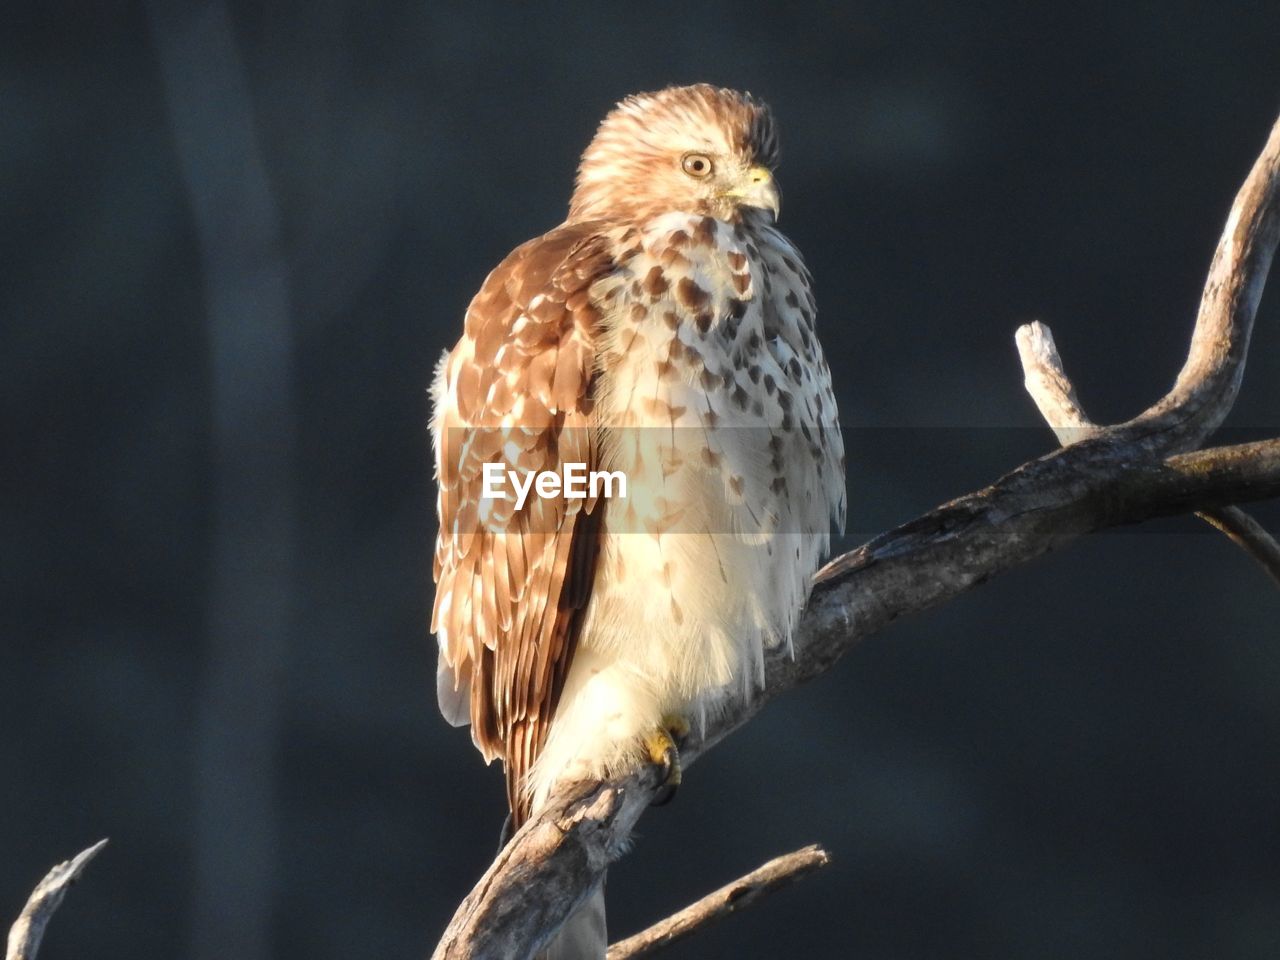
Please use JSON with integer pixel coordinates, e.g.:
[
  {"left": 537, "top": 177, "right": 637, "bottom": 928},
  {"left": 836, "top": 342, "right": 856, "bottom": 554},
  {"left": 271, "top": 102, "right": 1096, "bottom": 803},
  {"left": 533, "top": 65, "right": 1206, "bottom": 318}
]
[{"left": 1016, "top": 319, "right": 1280, "bottom": 585}]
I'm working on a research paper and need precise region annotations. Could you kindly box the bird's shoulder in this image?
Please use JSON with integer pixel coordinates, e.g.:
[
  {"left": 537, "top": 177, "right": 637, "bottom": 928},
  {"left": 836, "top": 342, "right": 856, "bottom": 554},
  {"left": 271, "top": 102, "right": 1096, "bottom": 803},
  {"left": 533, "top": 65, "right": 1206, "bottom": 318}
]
[
  {"left": 439, "top": 220, "right": 624, "bottom": 427},
  {"left": 463, "top": 221, "right": 617, "bottom": 353}
]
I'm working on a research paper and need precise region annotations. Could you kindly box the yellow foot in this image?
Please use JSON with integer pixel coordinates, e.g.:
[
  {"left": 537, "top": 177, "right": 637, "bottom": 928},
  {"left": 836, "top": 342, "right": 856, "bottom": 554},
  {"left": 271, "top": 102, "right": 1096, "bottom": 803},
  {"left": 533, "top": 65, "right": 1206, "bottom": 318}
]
[
  {"left": 663, "top": 714, "right": 691, "bottom": 747},
  {"left": 645, "top": 715, "right": 690, "bottom": 807}
]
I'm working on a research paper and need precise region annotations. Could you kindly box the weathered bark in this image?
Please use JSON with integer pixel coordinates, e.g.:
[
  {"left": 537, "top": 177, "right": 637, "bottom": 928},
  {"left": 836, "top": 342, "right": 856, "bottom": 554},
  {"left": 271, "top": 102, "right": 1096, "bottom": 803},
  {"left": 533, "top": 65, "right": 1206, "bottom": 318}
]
[
  {"left": 1016, "top": 318, "right": 1280, "bottom": 584},
  {"left": 5, "top": 841, "right": 107, "bottom": 960}
]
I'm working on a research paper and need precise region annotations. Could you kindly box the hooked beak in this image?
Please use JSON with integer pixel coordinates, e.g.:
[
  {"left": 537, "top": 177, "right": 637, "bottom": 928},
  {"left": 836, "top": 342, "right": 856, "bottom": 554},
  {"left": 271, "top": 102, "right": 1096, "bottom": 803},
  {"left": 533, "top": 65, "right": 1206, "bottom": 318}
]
[{"left": 727, "top": 165, "right": 781, "bottom": 220}]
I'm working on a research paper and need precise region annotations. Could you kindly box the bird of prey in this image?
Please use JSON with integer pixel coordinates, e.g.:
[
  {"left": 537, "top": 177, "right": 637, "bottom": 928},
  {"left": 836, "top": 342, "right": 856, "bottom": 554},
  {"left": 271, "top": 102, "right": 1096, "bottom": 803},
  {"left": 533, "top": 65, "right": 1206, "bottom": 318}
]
[{"left": 430, "top": 84, "right": 845, "bottom": 957}]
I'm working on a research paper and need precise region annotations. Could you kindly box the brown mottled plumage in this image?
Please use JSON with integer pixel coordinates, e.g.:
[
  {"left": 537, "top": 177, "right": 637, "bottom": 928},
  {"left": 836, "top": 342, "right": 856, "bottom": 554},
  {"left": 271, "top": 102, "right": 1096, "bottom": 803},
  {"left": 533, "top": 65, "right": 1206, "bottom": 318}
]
[
  {"left": 431, "top": 222, "right": 611, "bottom": 818},
  {"left": 430, "top": 84, "right": 844, "bottom": 958}
]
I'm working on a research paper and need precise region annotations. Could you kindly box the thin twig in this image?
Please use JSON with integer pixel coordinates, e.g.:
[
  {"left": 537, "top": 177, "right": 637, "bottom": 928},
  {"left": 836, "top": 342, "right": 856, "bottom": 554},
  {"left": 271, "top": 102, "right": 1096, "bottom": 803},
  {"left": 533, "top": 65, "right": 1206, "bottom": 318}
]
[
  {"left": 1198, "top": 505, "right": 1280, "bottom": 585},
  {"left": 6, "top": 840, "right": 108, "bottom": 960},
  {"left": 606, "top": 845, "right": 831, "bottom": 959}
]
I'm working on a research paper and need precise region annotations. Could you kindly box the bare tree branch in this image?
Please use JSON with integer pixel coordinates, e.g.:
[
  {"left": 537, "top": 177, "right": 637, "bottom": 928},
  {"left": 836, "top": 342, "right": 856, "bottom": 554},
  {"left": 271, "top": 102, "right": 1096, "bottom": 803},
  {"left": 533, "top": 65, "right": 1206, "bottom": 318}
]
[
  {"left": 1198, "top": 505, "right": 1280, "bottom": 586},
  {"left": 6, "top": 840, "right": 108, "bottom": 960},
  {"left": 1017, "top": 318, "right": 1280, "bottom": 585},
  {"left": 606, "top": 845, "right": 831, "bottom": 959},
  {"left": 1122, "top": 112, "right": 1280, "bottom": 450},
  {"left": 431, "top": 112, "right": 1280, "bottom": 960},
  {"left": 1015, "top": 321, "right": 1095, "bottom": 441},
  {"left": 434, "top": 438, "right": 1280, "bottom": 960}
]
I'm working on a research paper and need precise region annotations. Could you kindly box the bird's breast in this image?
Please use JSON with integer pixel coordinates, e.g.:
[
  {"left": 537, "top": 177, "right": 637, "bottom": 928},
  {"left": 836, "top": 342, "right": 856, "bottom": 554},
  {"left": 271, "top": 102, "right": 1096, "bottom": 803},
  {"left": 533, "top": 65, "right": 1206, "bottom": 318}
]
[{"left": 569, "top": 211, "right": 843, "bottom": 704}]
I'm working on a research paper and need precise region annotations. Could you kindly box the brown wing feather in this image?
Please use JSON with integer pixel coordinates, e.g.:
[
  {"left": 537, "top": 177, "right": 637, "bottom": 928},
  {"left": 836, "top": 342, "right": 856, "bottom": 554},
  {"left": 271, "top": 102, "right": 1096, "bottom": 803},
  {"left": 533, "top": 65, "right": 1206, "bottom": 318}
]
[{"left": 431, "top": 222, "right": 613, "bottom": 826}]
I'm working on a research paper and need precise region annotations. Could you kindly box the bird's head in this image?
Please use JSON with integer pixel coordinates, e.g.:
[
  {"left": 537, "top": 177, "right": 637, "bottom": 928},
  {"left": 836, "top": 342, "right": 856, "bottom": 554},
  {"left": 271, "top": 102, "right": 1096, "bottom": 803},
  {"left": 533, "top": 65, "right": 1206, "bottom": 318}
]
[{"left": 568, "top": 84, "right": 781, "bottom": 225}]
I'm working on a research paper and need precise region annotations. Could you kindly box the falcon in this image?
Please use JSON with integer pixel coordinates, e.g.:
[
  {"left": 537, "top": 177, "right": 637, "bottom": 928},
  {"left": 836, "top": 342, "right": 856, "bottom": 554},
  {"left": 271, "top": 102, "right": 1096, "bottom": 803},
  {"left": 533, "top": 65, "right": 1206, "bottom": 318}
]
[{"left": 430, "top": 84, "right": 845, "bottom": 958}]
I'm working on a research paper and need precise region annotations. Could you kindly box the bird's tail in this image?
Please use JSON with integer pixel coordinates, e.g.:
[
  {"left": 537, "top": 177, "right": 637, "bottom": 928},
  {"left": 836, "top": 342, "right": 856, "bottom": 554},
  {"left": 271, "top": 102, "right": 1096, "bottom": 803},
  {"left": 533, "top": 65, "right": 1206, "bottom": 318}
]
[{"left": 539, "top": 879, "right": 606, "bottom": 960}]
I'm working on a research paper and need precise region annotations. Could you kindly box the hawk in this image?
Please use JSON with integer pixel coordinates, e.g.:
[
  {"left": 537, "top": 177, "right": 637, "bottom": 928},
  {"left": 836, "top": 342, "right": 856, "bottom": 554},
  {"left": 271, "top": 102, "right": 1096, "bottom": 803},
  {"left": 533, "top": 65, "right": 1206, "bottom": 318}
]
[{"left": 430, "top": 84, "right": 845, "bottom": 957}]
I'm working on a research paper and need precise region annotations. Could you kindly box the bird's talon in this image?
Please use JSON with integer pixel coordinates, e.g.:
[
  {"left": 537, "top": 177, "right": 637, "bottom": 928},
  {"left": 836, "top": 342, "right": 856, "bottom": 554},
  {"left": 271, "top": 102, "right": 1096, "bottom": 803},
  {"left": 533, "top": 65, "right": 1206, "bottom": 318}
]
[
  {"left": 645, "top": 720, "right": 685, "bottom": 806},
  {"left": 662, "top": 713, "right": 691, "bottom": 748}
]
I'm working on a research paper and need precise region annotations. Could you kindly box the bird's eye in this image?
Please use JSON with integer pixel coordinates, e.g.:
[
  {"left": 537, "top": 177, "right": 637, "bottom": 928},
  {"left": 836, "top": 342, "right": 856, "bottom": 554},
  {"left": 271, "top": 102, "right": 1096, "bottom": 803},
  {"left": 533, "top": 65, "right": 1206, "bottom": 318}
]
[{"left": 681, "top": 153, "right": 714, "bottom": 178}]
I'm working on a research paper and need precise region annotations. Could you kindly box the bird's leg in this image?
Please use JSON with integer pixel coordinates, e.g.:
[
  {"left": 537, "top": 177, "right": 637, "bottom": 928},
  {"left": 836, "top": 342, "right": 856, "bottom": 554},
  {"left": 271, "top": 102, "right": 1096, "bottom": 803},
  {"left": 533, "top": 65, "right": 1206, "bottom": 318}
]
[{"left": 645, "top": 714, "right": 691, "bottom": 807}]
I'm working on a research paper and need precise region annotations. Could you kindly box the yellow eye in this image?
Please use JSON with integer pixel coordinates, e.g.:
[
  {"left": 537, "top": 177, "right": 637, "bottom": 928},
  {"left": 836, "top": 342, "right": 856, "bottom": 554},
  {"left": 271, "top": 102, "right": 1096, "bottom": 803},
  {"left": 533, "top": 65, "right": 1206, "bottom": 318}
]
[{"left": 681, "top": 153, "right": 714, "bottom": 178}]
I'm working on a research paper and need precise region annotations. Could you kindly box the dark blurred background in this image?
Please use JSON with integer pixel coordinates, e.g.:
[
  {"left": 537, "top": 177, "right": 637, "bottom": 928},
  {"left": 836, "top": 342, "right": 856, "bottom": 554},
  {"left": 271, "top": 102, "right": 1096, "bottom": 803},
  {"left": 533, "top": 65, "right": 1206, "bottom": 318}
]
[{"left": 4, "top": 2, "right": 1280, "bottom": 958}]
